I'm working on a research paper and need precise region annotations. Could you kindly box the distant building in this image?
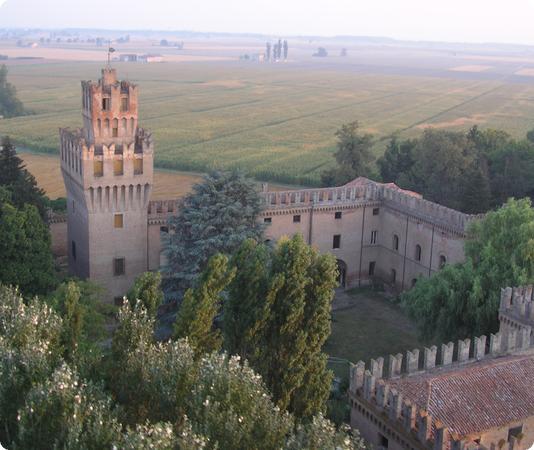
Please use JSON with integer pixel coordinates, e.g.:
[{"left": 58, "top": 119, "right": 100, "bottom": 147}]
[
  {"left": 349, "top": 285, "right": 534, "bottom": 450},
  {"left": 139, "top": 54, "right": 164, "bottom": 63},
  {"left": 119, "top": 54, "right": 138, "bottom": 62}
]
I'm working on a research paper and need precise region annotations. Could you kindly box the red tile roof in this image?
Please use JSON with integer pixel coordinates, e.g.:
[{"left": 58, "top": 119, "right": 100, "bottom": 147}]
[{"left": 387, "top": 353, "right": 534, "bottom": 438}]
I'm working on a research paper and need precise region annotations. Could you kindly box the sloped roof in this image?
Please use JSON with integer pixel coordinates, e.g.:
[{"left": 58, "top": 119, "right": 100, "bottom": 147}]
[
  {"left": 386, "top": 352, "right": 534, "bottom": 438},
  {"left": 342, "top": 177, "right": 422, "bottom": 199}
]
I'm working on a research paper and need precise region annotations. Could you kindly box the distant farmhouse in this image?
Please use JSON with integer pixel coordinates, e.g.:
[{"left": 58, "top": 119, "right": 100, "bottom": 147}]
[
  {"left": 118, "top": 53, "right": 164, "bottom": 63},
  {"left": 53, "top": 67, "right": 475, "bottom": 302}
]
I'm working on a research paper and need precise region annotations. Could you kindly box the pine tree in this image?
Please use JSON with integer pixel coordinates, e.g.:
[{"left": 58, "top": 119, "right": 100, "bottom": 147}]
[
  {"left": 460, "top": 165, "right": 492, "bottom": 213},
  {"left": 224, "top": 239, "right": 274, "bottom": 360},
  {"left": 174, "top": 254, "right": 235, "bottom": 356},
  {"left": 127, "top": 271, "right": 163, "bottom": 317},
  {"left": 163, "top": 171, "right": 264, "bottom": 299},
  {"left": 59, "top": 281, "right": 84, "bottom": 361}
]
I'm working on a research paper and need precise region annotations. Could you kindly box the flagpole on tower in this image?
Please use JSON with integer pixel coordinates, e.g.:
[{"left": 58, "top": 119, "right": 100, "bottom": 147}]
[{"left": 107, "top": 40, "right": 116, "bottom": 68}]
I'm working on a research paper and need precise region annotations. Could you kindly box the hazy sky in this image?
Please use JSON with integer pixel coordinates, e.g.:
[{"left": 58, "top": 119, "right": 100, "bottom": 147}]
[{"left": 2, "top": 0, "right": 534, "bottom": 45}]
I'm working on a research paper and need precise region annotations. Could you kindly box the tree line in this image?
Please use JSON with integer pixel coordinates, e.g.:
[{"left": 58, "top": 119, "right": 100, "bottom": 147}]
[
  {"left": 266, "top": 39, "right": 288, "bottom": 62},
  {"left": 322, "top": 121, "right": 534, "bottom": 214},
  {"left": 0, "top": 65, "right": 25, "bottom": 118}
]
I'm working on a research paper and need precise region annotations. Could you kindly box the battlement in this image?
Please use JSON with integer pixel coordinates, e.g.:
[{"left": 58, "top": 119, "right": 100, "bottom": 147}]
[
  {"left": 148, "top": 199, "right": 180, "bottom": 224},
  {"left": 499, "top": 286, "right": 534, "bottom": 339}
]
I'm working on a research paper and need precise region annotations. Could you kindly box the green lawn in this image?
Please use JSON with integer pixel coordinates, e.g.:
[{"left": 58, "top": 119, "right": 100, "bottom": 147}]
[{"left": 3, "top": 59, "right": 534, "bottom": 185}]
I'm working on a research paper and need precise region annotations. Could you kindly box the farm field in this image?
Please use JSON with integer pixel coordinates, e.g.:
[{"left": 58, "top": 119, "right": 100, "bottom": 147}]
[{"left": 2, "top": 43, "right": 534, "bottom": 185}]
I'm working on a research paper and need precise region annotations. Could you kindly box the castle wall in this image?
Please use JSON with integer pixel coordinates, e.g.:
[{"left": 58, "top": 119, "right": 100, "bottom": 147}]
[{"left": 49, "top": 216, "right": 68, "bottom": 257}]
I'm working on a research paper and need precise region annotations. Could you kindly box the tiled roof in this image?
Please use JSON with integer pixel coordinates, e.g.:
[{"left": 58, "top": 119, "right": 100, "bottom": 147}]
[{"left": 386, "top": 353, "right": 534, "bottom": 438}]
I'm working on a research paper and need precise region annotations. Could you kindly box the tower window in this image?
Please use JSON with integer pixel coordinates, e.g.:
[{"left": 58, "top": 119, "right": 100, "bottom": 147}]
[
  {"left": 393, "top": 234, "right": 399, "bottom": 251},
  {"left": 134, "top": 158, "right": 143, "bottom": 175},
  {"left": 335, "top": 211, "right": 342, "bottom": 219},
  {"left": 370, "top": 230, "right": 378, "bottom": 244},
  {"left": 71, "top": 241, "right": 76, "bottom": 260},
  {"left": 121, "top": 97, "right": 129, "bottom": 112},
  {"left": 368, "top": 261, "right": 376, "bottom": 276},
  {"left": 114, "top": 214, "right": 124, "bottom": 228},
  {"left": 112, "top": 118, "right": 118, "bottom": 137},
  {"left": 113, "top": 258, "right": 125, "bottom": 276},
  {"left": 293, "top": 215, "right": 301, "bottom": 223},
  {"left": 93, "top": 160, "right": 103, "bottom": 177},
  {"left": 439, "top": 255, "right": 447, "bottom": 268},
  {"left": 264, "top": 217, "right": 272, "bottom": 224},
  {"left": 391, "top": 269, "right": 397, "bottom": 283},
  {"left": 114, "top": 159, "right": 124, "bottom": 176},
  {"left": 333, "top": 234, "right": 341, "bottom": 249},
  {"left": 373, "top": 208, "right": 380, "bottom": 216},
  {"left": 415, "top": 244, "right": 422, "bottom": 261},
  {"left": 102, "top": 97, "right": 110, "bottom": 111}
]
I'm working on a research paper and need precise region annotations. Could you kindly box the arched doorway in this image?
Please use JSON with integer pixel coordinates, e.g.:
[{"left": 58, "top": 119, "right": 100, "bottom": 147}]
[{"left": 337, "top": 259, "right": 347, "bottom": 288}]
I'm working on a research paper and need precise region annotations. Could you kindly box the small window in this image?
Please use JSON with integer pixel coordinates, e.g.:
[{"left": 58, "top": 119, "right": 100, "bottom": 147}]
[
  {"left": 411, "top": 278, "right": 417, "bottom": 288},
  {"left": 134, "top": 158, "right": 143, "bottom": 175},
  {"left": 114, "top": 159, "right": 124, "bottom": 176},
  {"left": 71, "top": 241, "right": 76, "bottom": 260},
  {"left": 370, "top": 230, "right": 378, "bottom": 245},
  {"left": 393, "top": 234, "right": 399, "bottom": 251},
  {"left": 379, "top": 434, "right": 389, "bottom": 449},
  {"left": 121, "top": 97, "right": 129, "bottom": 112},
  {"left": 102, "top": 97, "right": 110, "bottom": 111},
  {"left": 368, "top": 261, "right": 376, "bottom": 276},
  {"left": 114, "top": 296, "right": 124, "bottom": 306},
  {"left": 113, "top": 257, "right": 125, "bottom": 276},
  {"left": 439, "top": 255, "right": 447, "bottom": 269},
  {"left": 293, "top": 215, "right": 301, "bottom": 223},
  {"left": 373, "top": 208, "right": 380, "bottom": 216},
  {"left": 93, "top": 160, "right": 103, "bottom": 177},
  {"left": 335, "top": 211, "right": 342, "bottom": 219},
  {"left": 391, "top": 269, "right": 397, "bottom": 283},
  {"left": 160, "top": 226, "right": 169, "bottom": 233},
  {"left": 114, "top": 214, "right": 123, "bottom": 228},
  {"left": 264, "top": 217, "right": 272, "bottom": 224},
  {"left": 333, "top": 234, "right": 341, "bottom": 249},
  {"left": 415, "top": 244, "right": 422, "bottom": 261},
  {"left": 112, "top": 127, "right": 118, "bottom": 137}
]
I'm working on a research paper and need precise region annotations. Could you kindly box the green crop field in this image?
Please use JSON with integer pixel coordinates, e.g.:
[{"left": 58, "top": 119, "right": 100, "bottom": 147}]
[{"left": 2, "top": 56, "right": 534, "bottom": 185}]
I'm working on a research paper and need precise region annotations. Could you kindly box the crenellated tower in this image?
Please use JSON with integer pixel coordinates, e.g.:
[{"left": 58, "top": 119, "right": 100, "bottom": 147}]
[{"left": 60, "top": 68, "right": 154, "bottom": 302}]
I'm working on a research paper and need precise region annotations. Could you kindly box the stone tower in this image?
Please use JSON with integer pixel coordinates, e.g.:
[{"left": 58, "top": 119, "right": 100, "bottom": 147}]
[{"left": 60, "top": 68, "right": 154, "bottom": 302}]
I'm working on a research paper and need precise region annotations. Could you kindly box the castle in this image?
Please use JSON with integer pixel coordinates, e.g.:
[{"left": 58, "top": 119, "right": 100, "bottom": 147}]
[{"left": 55, "top": 67, "right": 478, "bottom": 302}]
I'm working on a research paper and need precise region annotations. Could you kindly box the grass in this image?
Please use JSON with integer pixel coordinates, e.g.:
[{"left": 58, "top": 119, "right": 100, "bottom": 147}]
[
  {"left": 3, "top": 60, "right": 534, "bottom": 185},
  {"left": 325, "top": 287, "right": 426, "bottom": 382}
]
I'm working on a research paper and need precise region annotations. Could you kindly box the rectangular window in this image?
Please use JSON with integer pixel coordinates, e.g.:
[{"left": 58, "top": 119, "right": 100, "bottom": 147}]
[
  {"left": 114, "top": 214, "right": 123, "bottom": 228},
  {"left": 113, "top": 257, "right": 125, "bottom": 276},
  {"left": 102, "top": 97, "right": 110, "bottom": 111},
  {"left": 264, "top": 217, "right": 272, "bottom": 224},
  {"left": 293, "top": 215, "right": 301, "bottom": 223},
  {"left": 114, "top": 159, "right": 124, "bottom": 176},
  {"left": 373, "top": 207, "right": 380, "bottom": 216},
  {"left": 71, "top": 241, "right": 76, "bottom": 260},
  {"left": 370, "top": 230, "right": 378, "bottom": 244},
  {"left": 114, "top": 296, "right": 124, "bottom": 306},
  {"left": 93, "top": 160, "right": 103, "bottom": 177},
  {"left": 368, "top": 261, "right": 376, "bottom": 276},
  {"left": 112, "top": 127, "right": 118, "bottom": 138},
  {"left": 333, "top": 234, "right": 341, "bottom": 249},
  {"left": 134, "top": 158, "right": 143, "bottom": 175},
  {"left": 379, "top": 433, "right": 389, "bottom": 449},
  {"left": 335, "top": 211, "right": 342, "bottom": 219},
  {"left": 121, "top": 97, "right": 129, "bottom": 112}
]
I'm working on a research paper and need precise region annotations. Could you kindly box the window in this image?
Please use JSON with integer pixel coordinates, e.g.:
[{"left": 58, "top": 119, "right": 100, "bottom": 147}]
[
  {"left": 393, "top": 234, "right": 399, "bottom": 251},
  {"left": 415, "top": 244, "right": 422, "bottom": 261},
  {"left": 439, "top": 255, "right": 447, "bottom": 269},
  {"left": 114, "top": 214, "right": 123, "bottom": 228},
  {"left": 102, "top": 97, "right": 110, "bottom": 111},
  {"left": 508, "top": 426, "right": 523, "bottom": 442},
  {"left": 369, "top": 261, "right": 376, "bottom": 276},
  {"left": 71, "top": 241, "right": 76, "bottom": 260},
  {"left": 264, "top": 217, "right": 272, "bottom": 224},
  {"left": 293, "top": 215, "right": 301, "bottom": 223},
  {"left": 335, "top": 211, "right": 342, "bottom": 219},
  {"left": 112, "top": 118, "right": 118, "bottom": 137},
  {"left": 114, "top": 296, "right": 124, "bottom": 306},
  {"left": 93, "top": 160, "right": 103, "bottom": 177},
  {"left": 370, "top": 230, "right": 378, "bottom": 245},
  {"left": 379, "top": 433, "right": 389, "bottom": 449},
  {"left": 411, "top": 278, "right": 417, "bottom": 288},
  {"left": 373, "top": 208, "right": 380, "bottom": 216},
  {"left": 160, "top": 226, "right": 169, "bottom": 233},
  {"left": 113, "top": 258, "right": 125, "bottom": 276},
  {"left": 121, "top": 97, "right": 129, "bottom": 112},
  {"left": 391, "top": 269, "right": 397, "bottom": 283},
  {"left": 333, "top": 234, "right": 341, "bottom": 249},
  {"left": 114, "top": 159, "right": 124, "bottom": 176},
  {"left": 134, "top": 158, "right": 143, "bottom": 175}
]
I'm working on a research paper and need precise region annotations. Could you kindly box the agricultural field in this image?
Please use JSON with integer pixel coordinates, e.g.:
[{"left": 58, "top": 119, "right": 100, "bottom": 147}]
[{"left": 3, "top": 40, "right": 534, "bottom": 185}]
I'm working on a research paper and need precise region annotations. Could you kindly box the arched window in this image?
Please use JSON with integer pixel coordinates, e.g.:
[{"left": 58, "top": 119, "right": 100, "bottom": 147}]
[
  {"left": 411, "top": 278, "right": 417, "bottom": 288},
  {"left": 439, "top": 255, "right": 447, "bottom": 269},
  {"left": 122, "top": 117, "right": 127, "bottom": 132},
  {"left": 112, "top": 118, "right": 119, "bottom": 137},
  {"left": 130, "top": 117, "right": 135, "bottom": 132},
  {"left": 393, "top": 234, "right": 399, "bottom": 251},
  {"left": 415, "top": 244, "right": 422, "bottom": 261},
  {"left": 97, "top": 119, "right": 101, "bottom": 136},
  {"left": 104, "top": 119, "right": 110, "bottom": 135}
]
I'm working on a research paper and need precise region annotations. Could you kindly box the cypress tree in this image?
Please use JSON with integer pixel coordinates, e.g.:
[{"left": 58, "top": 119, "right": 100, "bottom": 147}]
[
  {"left": 174, "top": 254, "right": 235, "bottom": 356},
  {"left": 127, "top": 271, "right": 163, "bottom": 318}
]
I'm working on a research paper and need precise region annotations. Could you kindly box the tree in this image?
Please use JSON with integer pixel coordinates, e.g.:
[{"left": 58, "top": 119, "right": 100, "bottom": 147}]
[
  {"left": 253, "top": 234, "right": 338, "bottom": 419},
  {"left": 527, "top": 128, "right": 534, "bottom": 144},
  {"left": 266, "top": 42, "right": 271, "bottom": 61},
  {"left": 283, "top": 40, "right": 288, "bottom": 59},
  {"left": 321, "top": 121, "right": 374, "bottom": 186},
  {"left": 403, "top": 198, "right": 534, "bottom": 341},
  {"left": 0, "top": 193, "right": 56, "bottom": 296},
  {"left": 127, "top": 271, "right": 163, "bottom": 317},
  {"left": 174, "top": 254, "right": 235, "bottom": 356},
  {"left": 57, "top": 281, "right": 84, "bottom": 361},
  {"left": 163, "top": 171, "right": 264, "bottom": 298},
  {"left": 377, "top": 136, "right": 416, "bottom": 183},
  {"left": 0, "top": 65, "right": 25, "bottom": 118},
  {"left": 460, "top": 165, "right": 491, "bottom": 214},
  {"left": 0, "top": 136, "right": 47, "bottom": 218}
]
